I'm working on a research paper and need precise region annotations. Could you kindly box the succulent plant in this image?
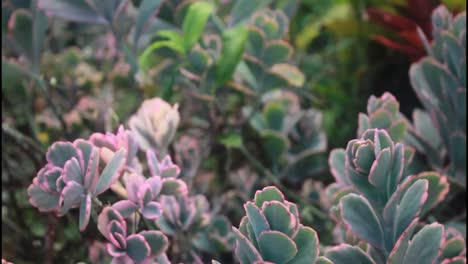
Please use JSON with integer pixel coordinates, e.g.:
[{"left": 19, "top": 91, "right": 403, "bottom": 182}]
[
  {"left": 326, "top": 128, "right": 462, "bottom": 263},
  {"left": 357, "top": 92, "right": 410, "bottom": 142},
  {"left": 232, "top": 186, "right": 322, "bottom": 264},
  {"left": 408, "top": 5, "right": 466, "bottom": 185},
  {"left": 244, "top": 9, "right": 305, "bottom": 92},
  {"left": 247, "top": 90, "right": 327, "bottom": 182},
  {"left": 28, "top": 139, "right": 127, "bottom": 230},
  {"left": 128, "top": 97, "right": 180, "bottom": 155},
  {"left": 112, "top": 174, "right": 164, "bottom": 220},
  {"left": 90, "top": 125, "right": 140, "bottom": 170},
  {"left": 437, "top": 227, "right": 467, "bottom": 263},
  {"left": 156, "top": 194, "right": 234, "bottom": 262},
  {"left": 156, "top": 194, "right": 210, "bottom": 235},
  {"left": 97, "top": 206, "right": 169, "bottom": 263}
]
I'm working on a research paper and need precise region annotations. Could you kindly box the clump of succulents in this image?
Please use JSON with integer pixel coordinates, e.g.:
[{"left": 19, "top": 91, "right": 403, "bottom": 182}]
[
  {"left": 407, "top": 5, "right": 466, "bottom": 185},
  {"left": 243, "top": 9, "right": 305, "bottom": 92},
  {"left": 156, "top": 194, "right": 235, "bottom": 262},
  {"left": 246, "top": 90, "right": 327, "bottom": 183},
  {"left": 232, "top": 186, "right": 328, "bottom": 264},
  {"left": 325, "top": 128, "right": 465, "bottom": 263},
  {"left": 27, "top": 96, "right": 236, "bottom": 263},
  {"left": 357, "top": 92, "right": 410, "bottom": 142}
]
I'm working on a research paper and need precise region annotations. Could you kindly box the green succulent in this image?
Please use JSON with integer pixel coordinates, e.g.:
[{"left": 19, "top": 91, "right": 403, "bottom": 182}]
[
  {"left": 232, "top": 186, "right": 323, "bottom": 264},
  {"left": 326, "top": 128, "right": 460, "bottom": 263},
  {"left": 408, "top": 5, "right": 466, "bottom": 185}
]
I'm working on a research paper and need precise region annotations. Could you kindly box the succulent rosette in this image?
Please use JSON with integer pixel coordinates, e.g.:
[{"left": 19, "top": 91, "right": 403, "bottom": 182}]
[
  {"left": 233, "top": 186, "right": 322, "bottom": 264},
  {"left": 90, "top": 125, "right": 140, "bottom": 169},
  {"left": 28, "top": 139, "right": 127, "bottom": 230},
  {"left": 98, "top": 207, "right": 168, "bottom": 263},
  {"left": 112, "top": 174, "right": 164, "bottom": 220}
]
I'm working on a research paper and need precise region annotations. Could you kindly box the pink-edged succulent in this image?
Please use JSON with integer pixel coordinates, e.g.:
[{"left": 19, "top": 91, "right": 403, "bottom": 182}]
[
  {"left": 147, "top": 149, "right": 181, "bottom": 179},
  {"left": 112, "top": 174, "right": 164, "bottom": 220},
  {"left": 27, "top": 139, "right": 127, "bottom": 231},
  {"left": 97, "top": 207, "right": 169, "bottom": 264},
  {"left": 90, "top": 125, "right": 140, "bottom": 169},
  {"left": 128, "top": 97, "right": 180, "bottom": 154},
  {"left": 232, "top": 186, "right": 321, "bottom": 264}
]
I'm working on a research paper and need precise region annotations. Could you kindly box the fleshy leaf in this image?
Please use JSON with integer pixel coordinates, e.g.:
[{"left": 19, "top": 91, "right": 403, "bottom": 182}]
[
  {"left": 288, "top": 225, "right": 319, "bottom": 264},
  {"left": 253, "top": 186, "right": 285, "bottom": 208},
  {"left": 79, "top": 194, "right": 91, "bottom": 231},
  {"left": 340, "top": 194, "right": 384, "bottom": 249},
  {"left": 112, "top": 200, "right": 139, "bottom": 218},
  {"left": 139, "top": 230, "right": 168, "bottom": 257},
  {"left": 126, "top": 234, "right": 151, "bottom": 262},
  {"left": 402, "top": 223, "right": 444, "bottom": 264},
  {"left": 258, "top": 231, "right": 297, "bottom": 263},
  {"left": 233, "top": 227, "right": 263, "bottom": 264},
  {"left": 93, "top": 148, "right": 126, "bottom": 195},
  {"left": 325, "top": 244, "right": 375, "bottom": 264}
]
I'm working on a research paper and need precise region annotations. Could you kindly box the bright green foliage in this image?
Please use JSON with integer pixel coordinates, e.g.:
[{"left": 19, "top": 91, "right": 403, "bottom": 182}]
[
  {"left": 233, "top": 186, "right": 321, "bottom": 264},
  {"left": 408, "top": 6, "right": 466, "bottom": 185}
]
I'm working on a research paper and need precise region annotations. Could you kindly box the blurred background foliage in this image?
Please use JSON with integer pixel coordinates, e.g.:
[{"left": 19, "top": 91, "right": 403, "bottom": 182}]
[{"left": 2, "top": 0, "right": 466, "bottom": 263}]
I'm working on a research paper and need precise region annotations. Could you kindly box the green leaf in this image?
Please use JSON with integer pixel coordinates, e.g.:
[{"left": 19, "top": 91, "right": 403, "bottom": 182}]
[
  {"left": 245, "top": 202, "right": 270, "bottom": 241},
  {"left": 387, "top": 219, "right": 419, "bottom": 264},
  {"left": 126, "top": 234, "right": 151, "bottom": 262},
  {"left": 340, "top": 194, "right": 384, "bottom": 249},
  {"left": 258, "top": 231, "right": 297, "bottom": 263},
  {"left": 139, "top": 230, "right": 168, "bottom": 256},
  {"left": 260, "top": 130, "right": 289, "bottom": 164},
  {"left": 78, "top": 194, "right": 91, "bottom": 231},
  {"left": 93, "top": 148, "right": 126, "bottom": 195},
  {"left": 368, "top": 148, "right": 392, "bottom": 192},
  {"left": 269, "top": 64, "right": 304, "bottom": 87},
  {"left": 216, "top": 24, "right": 248, "bottom": 85},
  {"left": 31, "top": 5, "right": 48, "bottom": 72},
  {"left": 394, "top": 180, "right": 428, "bottom": 241},
  {"left": 288, "top": 225, "right": 319, "bottom": 264},
  {"left": 160, "top": 179, "right": 188, "bottom": 196},
  {"left": 329, "top": 148, "right": 348, "bottom": 184},
  {"left": 402, "top": 223, "right": 444, "bottom": 264},
  {"left": 182, "top": 1, "right": 214, "bottom": 52},
  {"left": 369, "top": 109, "right": 393, "bottom": 129},
  {"left": 233, "top": 227, "right": 262, "bottom": 264},
  {"left": 325, "top": 245, "right": 375, "bottom": 264},
  {"left": 441, "top": 236, "right": 466, "bottom": 259},
  {"left": 229, "top": 0, "right": 272, "bottom": 26},
  {"left": 254, "top": 186, "right": 285, "bottom": 207},
  {"left": 219, "top": 133, "right": 243, "bottom": 149},
  {"left": 262, "top": 40, "right": 292, "bottom": 66},
  {"left": 133, "top": 0, "right": 164, "bottom": 45},
  {"left": 138, "top": 36, "right": 184, "bottom": 70},
  {"left": 315, "top": 257, "right": 334, "bottom": 264},
  {"left": 262, "top": 201, "right": 295, "bottom": 236},
  {"left": 264, "top": 102, "right": 285, "bottom": 131}
]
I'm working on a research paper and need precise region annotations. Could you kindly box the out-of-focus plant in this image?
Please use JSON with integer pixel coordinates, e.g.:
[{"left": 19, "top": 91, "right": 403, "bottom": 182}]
[
  {"left": 366, "top": 0, "right": 438, "bottom": 61},
  {"left": 407, "top": 5, "right": 466, "bottom": 186},
  {"left": 246, "top": 90, "right": 327, "bottom": 183}
]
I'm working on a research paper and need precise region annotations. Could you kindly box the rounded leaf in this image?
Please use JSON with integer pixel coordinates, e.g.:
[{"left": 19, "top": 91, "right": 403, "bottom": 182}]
[{"left": 258, "top": 231, "right": 297, "bottom": 263}]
